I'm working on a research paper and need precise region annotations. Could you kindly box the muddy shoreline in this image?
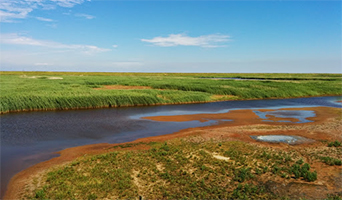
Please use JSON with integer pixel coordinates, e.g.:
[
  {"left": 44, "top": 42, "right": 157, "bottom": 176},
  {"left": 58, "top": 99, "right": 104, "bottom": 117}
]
[{"left": 4, "top": 106, "right": 342, "bottom": 199}]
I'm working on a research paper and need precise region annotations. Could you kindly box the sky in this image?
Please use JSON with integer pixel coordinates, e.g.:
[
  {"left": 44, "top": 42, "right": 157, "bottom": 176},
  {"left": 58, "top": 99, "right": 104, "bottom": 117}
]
[{"left": 0, "top": 0, "right": 341, "bottom": 73}]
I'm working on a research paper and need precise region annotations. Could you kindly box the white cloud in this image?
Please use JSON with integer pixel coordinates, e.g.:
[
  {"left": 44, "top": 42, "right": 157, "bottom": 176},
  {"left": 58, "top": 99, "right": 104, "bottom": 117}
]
[
  {"left": 36, "top": 16, "right": 53, "bottom": 22},
  {"left": 112, "top": 45, "right": 118, "bottom": 48},
  {"left": 0, "top": 33, "right": 110, "bottom": 54},
  {"left": 141, "top": 33, "right": 230, "bottom": 48},
  {"left": 0, "top": 0, "right": 89, "bottom": 22},
  {"left": 0, "top": 8, "right": 32, "bottom": 22},
  {"left": 51, "top": 0, "right": 89, "bottom": 8},
  {"left": 47, "top": 23, "right": 57, "bottom": 28},
  {"left": 34, "top": 62, "right": 53, "bottom": 66},
  {"left": 111, "top": 62, "right": 143, "bottom": 67},
  {"left": 75, "top": 13, "right": 95, "bottom": 19},
  {"left": 62, "top": 10, "right": 72, "bottom": 15}
]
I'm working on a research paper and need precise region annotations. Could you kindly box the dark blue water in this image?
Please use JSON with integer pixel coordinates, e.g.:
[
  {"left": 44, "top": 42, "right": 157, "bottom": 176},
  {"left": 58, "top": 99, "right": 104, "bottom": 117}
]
[{"left": 1, "top": 96, "right": 341, "bottom": 196}]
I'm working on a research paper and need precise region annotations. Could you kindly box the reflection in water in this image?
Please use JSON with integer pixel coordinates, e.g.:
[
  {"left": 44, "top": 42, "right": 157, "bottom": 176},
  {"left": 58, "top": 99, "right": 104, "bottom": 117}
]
[
  {"left": 0, "top": 96, "right": 341, "bottom": 196},
  {"left": 250, "top": 135, "right": 314, "bottom": 145},
  {"left": 253, "top": 110, "right": 316, "bottom": 123}
]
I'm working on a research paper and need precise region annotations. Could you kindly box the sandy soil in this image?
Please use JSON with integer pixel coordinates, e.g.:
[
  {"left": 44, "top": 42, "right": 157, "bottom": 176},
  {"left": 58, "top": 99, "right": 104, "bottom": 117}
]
[{"left": 4, "top": 106, "right": 342, "bottom": 199}]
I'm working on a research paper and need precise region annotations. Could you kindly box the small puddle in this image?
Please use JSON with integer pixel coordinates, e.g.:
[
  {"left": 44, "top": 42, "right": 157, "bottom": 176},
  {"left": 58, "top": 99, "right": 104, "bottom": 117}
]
[
  {"left": 250, "top": 135, "right": 314, "bottom": 145},
  {"left": 253, "top": 110, "right": 315, "bottom": 123}
]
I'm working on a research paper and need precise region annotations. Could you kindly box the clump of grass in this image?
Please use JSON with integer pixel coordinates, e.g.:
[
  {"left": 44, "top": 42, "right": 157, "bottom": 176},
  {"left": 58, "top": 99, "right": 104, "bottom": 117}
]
[
  {"left": 232, "top": 183, "right": 267, "bottom": 199},
  {"left": 233, "top": 167, "right": 254, "bottom": 182},
  {"left": 34, "top": 189, "right": 45, "bottom": 199},
  {"left": 325, "top": 194, "right": 342, "bottom": 200},
  {"left": 290, "top": 163, "right": 317, "bottom": 182},
  {"left": 328, "top": 140, "right": 342, "bottom": 147},
  {"left": 320, "top": 156, "right": 342, "bottom": 166}
]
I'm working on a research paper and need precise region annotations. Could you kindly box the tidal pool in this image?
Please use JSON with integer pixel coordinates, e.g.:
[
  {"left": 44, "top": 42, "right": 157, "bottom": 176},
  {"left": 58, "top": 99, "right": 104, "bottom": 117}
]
[{"left": 250, "top": 135, "right": 314, "bottom": 145}]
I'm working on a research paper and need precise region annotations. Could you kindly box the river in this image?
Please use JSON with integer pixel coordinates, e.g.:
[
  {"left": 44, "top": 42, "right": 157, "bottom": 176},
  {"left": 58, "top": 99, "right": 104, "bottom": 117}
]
[{"left": 1, "top": 96, "right": 341, "bottom": 196}]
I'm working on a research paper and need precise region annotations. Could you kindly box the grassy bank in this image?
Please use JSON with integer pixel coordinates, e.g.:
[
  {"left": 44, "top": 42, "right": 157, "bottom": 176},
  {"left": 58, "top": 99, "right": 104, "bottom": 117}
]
[
  {"left": 25, "top": 139, "right": 342, "bottom": 199},
  {"left": 1, "top": 72, "right": 341, "bottom": 113}
]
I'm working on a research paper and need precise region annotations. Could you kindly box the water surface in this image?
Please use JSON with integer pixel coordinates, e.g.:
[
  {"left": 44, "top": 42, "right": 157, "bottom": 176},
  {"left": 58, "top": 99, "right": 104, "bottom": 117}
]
[
  {"left": 253, "top": 110, "right": 316, "bottom": 123},
  {"left": 250, "top": 135, "right": 314, "bottom": 144}
]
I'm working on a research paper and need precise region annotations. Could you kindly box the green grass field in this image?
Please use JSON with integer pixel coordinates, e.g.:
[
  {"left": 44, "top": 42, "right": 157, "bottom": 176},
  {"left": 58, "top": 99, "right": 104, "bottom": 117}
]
[{"left": 1, "top": 71, "right": 341, "bottom": 113}]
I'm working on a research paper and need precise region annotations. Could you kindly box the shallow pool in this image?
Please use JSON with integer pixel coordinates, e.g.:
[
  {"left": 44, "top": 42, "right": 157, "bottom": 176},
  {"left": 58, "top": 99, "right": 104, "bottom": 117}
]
[{"left": 250, "top": 135, "right": 314, "bottom": 145}]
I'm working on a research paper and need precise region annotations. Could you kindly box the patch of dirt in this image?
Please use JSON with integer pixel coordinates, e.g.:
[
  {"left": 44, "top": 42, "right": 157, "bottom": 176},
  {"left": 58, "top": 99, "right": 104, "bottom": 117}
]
[
  {"left": 132, "top": 170, "right": 142, "bottom": 194},
  {"left": 212, "top": 153, "right": 230, "bottom": 161},
  {"left": 4, "top": 106, "right": 342, "bottom": 199},
  {"left": 264, "top": 180, "right": 329, "bottom": 199},
  {"left": 47, "top": 77, "right": 63, "bottom": 80},
  {"left": 94, "top": 85, "right": 153, "bottom": 90},
  {"left": 156, "top": 163, "right": 164, "bottom": 172}
]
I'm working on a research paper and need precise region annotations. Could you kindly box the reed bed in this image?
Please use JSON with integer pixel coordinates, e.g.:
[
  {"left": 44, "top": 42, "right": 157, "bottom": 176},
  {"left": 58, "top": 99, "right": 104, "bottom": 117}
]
[{"left": 1, "top": 72, "right": 341, "bottom": 113}]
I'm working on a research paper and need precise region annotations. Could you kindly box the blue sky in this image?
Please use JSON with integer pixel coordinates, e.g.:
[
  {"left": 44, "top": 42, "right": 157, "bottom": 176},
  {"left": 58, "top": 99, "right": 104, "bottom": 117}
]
[{"left": 0, "top": 0, "right": 341, "bottom": 73}]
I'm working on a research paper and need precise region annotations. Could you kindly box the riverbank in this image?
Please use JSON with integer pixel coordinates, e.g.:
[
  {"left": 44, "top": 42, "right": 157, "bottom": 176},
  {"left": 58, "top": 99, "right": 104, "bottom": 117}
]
[
  {"left": 1, "top": 72, "right": 341, "bottom": 114},
  {"left": 4, "top": 106, "right": 342, "bottom": 199}
]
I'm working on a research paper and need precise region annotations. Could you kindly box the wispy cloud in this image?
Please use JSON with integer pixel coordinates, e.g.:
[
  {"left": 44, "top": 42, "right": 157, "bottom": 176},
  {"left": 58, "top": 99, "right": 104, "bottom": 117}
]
[
  {"left": 36, "top": 16, "right": 54, "bottom": 22},
  {"left": 141, "top": 33, "right": 230, "bottom": 48},
  {"left": 75, "top": 13, "right": 95, "bottom": 19},
  {"left": 34, "top": 62, "right": 53, "bottom": 66},
  {"left": 111, "top": 62, "right": 143, "bottom": 67},
  {"left": 52, "top": 0, "right": 89, "bottom": 8},
  {"left": 112, "top": 45, "right": 118, "bottom": 48},
  {"left": 47, "top": 23, "right": 58, "bottom": 28},
  {"left": 0, "top": 33, "right": 110, "bottom": 54},
  {"left": 0, "top": 0, "right": 90, "bottom": 22}
]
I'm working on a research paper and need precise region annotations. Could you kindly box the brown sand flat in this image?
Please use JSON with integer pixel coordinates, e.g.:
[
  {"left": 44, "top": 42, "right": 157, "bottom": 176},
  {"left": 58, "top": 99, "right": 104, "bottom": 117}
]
[{"left": 4, "top": 106, "right": 342, "bottom": 199}]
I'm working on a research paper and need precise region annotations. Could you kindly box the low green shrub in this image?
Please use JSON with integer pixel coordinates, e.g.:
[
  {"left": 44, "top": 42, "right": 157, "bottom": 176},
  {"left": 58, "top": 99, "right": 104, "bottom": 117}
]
[
  {"left": 328, "top": 141, "right": 342, "bottom": 147},
  {"left": 233, "top": 167, "right": 254, "bottom": 182},
  {"left": 320, "top": 157, "right": 342, "bottom": 166},
  {"left": 290, "top": 163, "right": 317, "bottom": 182}
]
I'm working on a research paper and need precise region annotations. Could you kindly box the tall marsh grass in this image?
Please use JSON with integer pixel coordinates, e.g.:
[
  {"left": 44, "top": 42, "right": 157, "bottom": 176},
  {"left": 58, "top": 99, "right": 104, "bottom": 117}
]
[{"left": 0, "top": 72, "right": 341, "bottom": 113}]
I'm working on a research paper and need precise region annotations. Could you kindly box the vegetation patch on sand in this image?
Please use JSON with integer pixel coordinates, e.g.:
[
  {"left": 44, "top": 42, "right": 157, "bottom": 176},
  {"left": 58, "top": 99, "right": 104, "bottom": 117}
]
[
  {"left": 24, "top": 139, "right": 342, "bottom": 200},
  {"left": 1, "top": 72, "right": 341, "bottom": 113}
]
